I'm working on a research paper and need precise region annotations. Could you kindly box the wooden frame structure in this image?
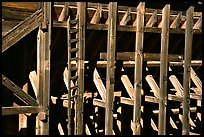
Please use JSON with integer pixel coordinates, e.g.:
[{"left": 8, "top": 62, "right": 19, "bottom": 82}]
[{"left": 2, "top": 2, "right": 202, "bottom": 135}]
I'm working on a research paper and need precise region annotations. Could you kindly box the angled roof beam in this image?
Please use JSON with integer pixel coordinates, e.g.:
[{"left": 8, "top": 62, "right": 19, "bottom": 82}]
[
  {"left": 2, "top": 74, "right": 39, "bottom": 106},
  {"left": 2, "top": 8, "right": 42, "bottom": 53},
  {"left": 170, "top": 12, "right": 182, "bottom": 28},
  {"left": 146, "top": 10, "right": 157, "bottom": 27},
  {"left": 119, "top": 8, "right": 131, "bottom": 25}
]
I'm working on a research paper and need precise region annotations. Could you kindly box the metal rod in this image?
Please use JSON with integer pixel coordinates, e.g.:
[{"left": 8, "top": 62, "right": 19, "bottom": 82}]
[
  {"left": 158, "top": 4, "right": 170, "bottom": 135},
  {"left": 182, "top": 6, "right": 194, "bottom": 135}
]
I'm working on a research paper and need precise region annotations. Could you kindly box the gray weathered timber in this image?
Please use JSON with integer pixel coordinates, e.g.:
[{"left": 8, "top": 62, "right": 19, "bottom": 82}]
[
  {"left": 36, "top": 2, "right": 52, "bottom": 135},
  {"left": 2, "top": 106, "right": 43, "bottom": 115},
  {"left": 100, "top": 52, "right": 183, "bottom": 61},
  {"left": 133, "top": 2, "right": 145, "bottom": 135},
  {"left": 158, "top": 4, "right": 170, "bottom": 135},
  {"left": 105, "top": 2, "right": 117, "bottom": 135},
  {"left": 2, "top": 74, "right": 39, "bottom": 106},
  {"left": 2, "top": 9, "right": 42, "bottom": 53},
  {"left": 75, "top": 2, "right": 86, "bottom": 135},
  {"left": 182, "top": 6, "right": 194, "bottom": 135}
]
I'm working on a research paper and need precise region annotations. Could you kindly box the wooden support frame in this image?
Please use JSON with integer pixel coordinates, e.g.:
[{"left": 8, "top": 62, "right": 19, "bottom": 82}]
[
  {"left": 182, "top": 6, "right": 194, "bottom": 135},
  {"left": 58, "top": 2, "right": 69, "bottom": 21},
  {"left": 90, "top": 4, "right": 102, "bottom": 24},
  {"left": 146, "top": 10, "right": 157, "bottom": 27},
  {"left": 158, "top": 4, "right": 170, "bottom": 135},
  {"left": 119, "top": 8, "right": 131, "bottom": 25},
  {"left": 193, "top": 14, "right": 202, "bottom": 29},
  {"left": 36, "top": 2, "right": 52, "bottom": 135},
  {"left": 105, "top": 2, "right": 117, "bottom": 135},
  {"left": 132, "top": 2, "right": 145, "bottom": 135},
  {"left": 2, "top": 74, "right": 39, "bottom": 106},
  {"left": 170, "top": 12, "right": 182, "bottom": 28},
  {"left": 100, "top": 52, "right": 183, "bottom": 61},
  {"left": 2, "top": 8, "right": 42, "bottom": 53},
  {"left": 2, "top": 106, "right": 43, "bottom": 115}
]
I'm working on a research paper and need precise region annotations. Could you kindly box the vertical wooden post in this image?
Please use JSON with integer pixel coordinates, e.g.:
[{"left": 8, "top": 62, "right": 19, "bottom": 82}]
[
  {"left": 76, "top": 2, "right": 86, "bottom": 135},
  {"left": 132, "top": 2, "right": 145, "bottom": 135},
  {"left": 37, "top": 2, "right": 52, "bottom": 135},
  {"left": 182, "top": 6, "right": 194, "bottom": 135},
  {"left": 158, "top": 4, "right": 170, "bottom": 135},
  {"left": 105, "top": 2, "right": 117, "bottom": 135}
]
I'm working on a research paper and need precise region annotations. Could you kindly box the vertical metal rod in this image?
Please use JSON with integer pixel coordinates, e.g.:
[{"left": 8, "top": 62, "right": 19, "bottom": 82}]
[
  {"left": 133, "top": 2, "right": 145, "bottom": 135},
  {"left": 182, "top": 6, "right": 194, "bottom": 135},
  {"left": 76, "top": 2, "right": 86, "bottom": 135},
  {"left": 105, "top": 2, "right": 117, "bottom": 135},
  {"left": 158, "top": 4, "right": 170, "bottom": 135},
  {"left": 67, "top": 16, "right": 72, "bottom": 135}
]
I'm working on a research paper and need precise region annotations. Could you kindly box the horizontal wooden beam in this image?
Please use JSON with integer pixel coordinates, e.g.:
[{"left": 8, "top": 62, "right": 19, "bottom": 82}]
[
  {"left": 53, "top": 21, "right": 202, "bottom": 34},
  {"left": 2, "top": 9, "right": 42, "bottom": 53},
  {"left": 2, "top": 106, "right": 43, "bottom": 115},
  {"left": 100, "top": 52, "right": 183, "bottom": 61},
  {"left": 2, "top": 74, "right": 39, "bottom": 106}
]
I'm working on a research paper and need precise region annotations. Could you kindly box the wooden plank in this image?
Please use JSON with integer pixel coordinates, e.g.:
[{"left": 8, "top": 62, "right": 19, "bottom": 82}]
[
  {"left": 2, "top": 9, "right": 42, "bottom": 53},
  {"left": 182, "top": 6, "right": 194, "bottom": 135},
  {"left": 93, "top": 68, "right": 106, "bottom": 101},
  {"left": 119, "top": 8, "right": 131, "bottom": 25},
  {"left": 29, "top": 71, "right": 38, "bottom": 98},
  {"left": 146, "top": 10, "right": 157, "bottom": 27},
  {"left": 93, "top": 98, "right": 105, "bottom": 108},
  {"left": 132, "top": 2, "right": 145, "bottom": 135},
  {"left": 37, "top": 2, "right": 52, "bottom": 135},
  {"left": 58, "top": 123, "right": 65, "bottom": 135},
  {"left": 2, "top": 74, "right": 39, "bottom": 106},
  {"left": 123, "top": 60, "right": 202, "bottom": 67},
  {"left": 145, "top": 75, "right": 160, "bottom": 98},
  {"left": 2, "top": 106, "right": 43, "bottom": 115},
  {"left": 158, "top": 4, "right": 170, "bottom": 135},
  {"left": 90, "top": 4, "right": 102, "bottom": 24},
  {"left": 2, "top": 2, "right": 40, "bottom": 11},
  {"left": 193, "top": 15, "right": 202, "bottom": 29},
  {"left": 190, "top": 67, "right": 202, "bottom": 94},
  {"left": 169, "top": 75, "right": 183, "bottom": 97},
  {"left": 75, "top": 2, "right": 86, "bottom": 135},
  {"left": 58, "top": 2, "right": 69, "bottom": 21},
  {"left": 121, "top": 75, "right": 134, "bottom": 99},
  {"left": 53, "top": 22, "right": 202, "bottom": 34},
  {"left": 100, "top": 52, "right": 183, "bottom": 61},
  {"left": 170, "top": 12, "right": 182, "bottom": 28},
  {"left": 105, "top": 2, "right": 117, "bottom": 135}
]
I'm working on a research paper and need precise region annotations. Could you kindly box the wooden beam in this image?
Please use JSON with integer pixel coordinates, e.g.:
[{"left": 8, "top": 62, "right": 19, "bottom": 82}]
[
  {"left": 158, "top": 4, "right": 170, "bottom": 135},
  {"left": 146, "top": 10, "right": 157, "bottom": 27},
  {"left": 132, "top": 2, "right": 145, "bottom": 135},
  {"left": 190, "top": 67, "right": 202, "bottom": 94},
  {"left": 100, "top": 52, "right": 183, "bottom": 61},
  {"left": 58, "top": 2, "right": 69, "bottom": 21},
  {"left": 93, "top": 98, "right": 105, "bottom": 108},
  {"left": 170, "top": 12, "right": 182, "bottom": 28},
  {"left": 119, "top": 8, "right": 131, "bottom": 25},
  {"left": 193, "top": 15, "right": 202, "bottom": 29},
  {"left": 2, "top": 106, "right": 43, "bottom": 115},
  {"left": 2, "top": 9, "right": 42, "bottom": 53},
  {"left": 169, "top": 75, "right": 183, "bottom": 97},
  {"left": 75, "top": 2, "right": 86, "bottom": 135},
  {"left": 105, "top": 2, "right": 117, "bottom": 135},
  {"left": 121, "top": 75, "right": 134, "bottom": 99},
  {"left": 29, "top": 71, "right": 38, "bottom": 98},
  {"left": 93, "top": 68, "right": 106, "bottom": 101},
  {"left": 37, "top": 2, "right": 52, "bottom": 135},
  {"left": 90, "top": 4, "right": 102, "bottom": 24},
  {"left": 145, "top": 75, "right": 160, "bottom": 98},
  {"left": 2, "top": 74, "right": 39, "bottom": 106},
  {"left": 123, "top": 60, "right": 202, "bottom": 67},
  {"left": 53, "top": 21, "right": 202, "bottom": 34},
  {"left": 182, "top": 6, "right": 194, "bottom": 135}
]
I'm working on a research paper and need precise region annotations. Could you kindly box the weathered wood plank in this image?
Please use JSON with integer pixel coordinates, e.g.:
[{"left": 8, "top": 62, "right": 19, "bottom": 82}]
[
  {"left": 190, "top": 67, "right": 202, "bottom": 94},
  {"left": 132, "top": 2, "right": 145, "bottom": 135},
  {"left": 2, "top": 74, "right": 39, "bottom": 106},
  {"left": 2, "top": 9, "right": 42, "bottom": 53},
  {"left": 158, "top": 4, "right": 170, "bottom": 135},
  {"left": 105, "top": 2, "right": 117, "bottom": 135},
  {"left": 100, "top": 52, "right": 183, "bottom": 61},
  {"left": 146, "top": 10, "right": 157, "bottom": 27},
  {"left": 170, "top": 12, "right": 182, "bottom": 28},
  {"left": 29, "top": 71, "right": 38, "bottom": 98},
  {"left": 119, "top": 8, "right": 131, "bottom": 25},
  {"left": 2, "top": 106, "right": 43, "bottom": 115},
  {"left": 53, "top": 22, "right": 202, "bottom": 34},
  {"left": 182, "top": 6, "right": 194, "bottom": 135},
  {"left": 145, "top": 75, "right": 160, "bottom": 98},
  {"left": 58, "top": 2, "right": 69, "bottom": 21},
  {"left": 90, "top": 4, "right": 102, "bottom": 24}
]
